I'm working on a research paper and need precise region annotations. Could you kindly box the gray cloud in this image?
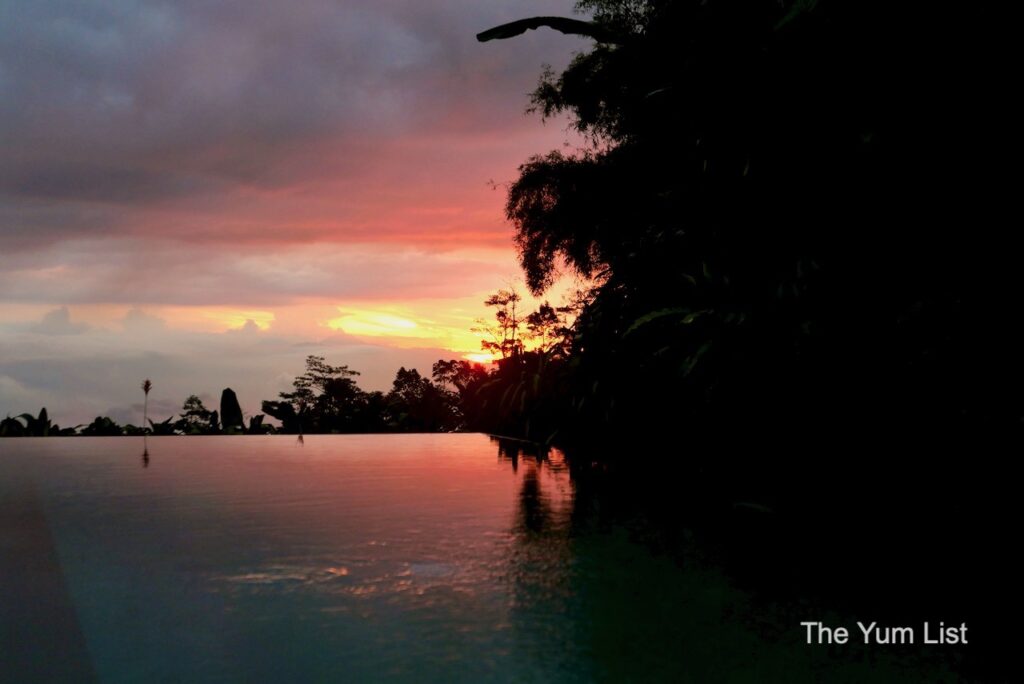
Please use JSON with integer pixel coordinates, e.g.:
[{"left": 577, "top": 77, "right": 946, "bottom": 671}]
[
  {"left": 122, "top": 307, "right": 167, "bottom": 331},
  {"left": 1, "top": 0, "right": 580, "bottom": 244},
  {"left": 30, "top": 305, "right": 91, "bottom": 334}
]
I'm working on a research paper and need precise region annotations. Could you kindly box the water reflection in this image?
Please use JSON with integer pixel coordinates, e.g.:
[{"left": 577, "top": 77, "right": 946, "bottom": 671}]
[
  {"left": 517, "top": 467, "right": 547, "bottom": 533},
  {"left": 1, "top": 435, "right": 964, "bottom": 683},
  {"left": 492, "top": 436, "right": 962, "bottom": 683},
  {"left": 494, "top": 437, "right": 570, "bottom": 536}
]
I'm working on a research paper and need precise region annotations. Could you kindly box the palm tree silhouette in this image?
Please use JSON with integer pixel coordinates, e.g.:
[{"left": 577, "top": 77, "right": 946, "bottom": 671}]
[{"left": 141, "top": 379, "right": 152, "bottom": 434}]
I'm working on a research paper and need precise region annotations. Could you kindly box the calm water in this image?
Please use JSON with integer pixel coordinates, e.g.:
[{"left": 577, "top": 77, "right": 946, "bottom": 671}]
[{"left": 1, "top": 435, "right": 957, "bottom": 683}]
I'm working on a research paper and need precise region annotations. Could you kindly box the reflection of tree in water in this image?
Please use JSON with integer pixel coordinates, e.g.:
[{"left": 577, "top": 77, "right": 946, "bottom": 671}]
[
  {"left": 495, "top": 438, "right": 521, "bottom": 473},
  {"left": 496, "top": 439, "right": 556, "bottom": 527},
  {"left": 517, "top": 467, "right": 547, "bottom": 534},
  {"left": 493, "top": 438, "right": 571, "bottom": 536},
  {"left": 493, "top": 438, "right": 589, "bottom": 677},
  {"left": 492, "top": 438, "right": 959, "bottom": 682}
]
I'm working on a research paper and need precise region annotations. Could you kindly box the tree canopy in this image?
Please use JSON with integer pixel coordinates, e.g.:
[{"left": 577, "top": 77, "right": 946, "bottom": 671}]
[{"left": 484, "top": 0, "right": 1019, "bottom": 453}]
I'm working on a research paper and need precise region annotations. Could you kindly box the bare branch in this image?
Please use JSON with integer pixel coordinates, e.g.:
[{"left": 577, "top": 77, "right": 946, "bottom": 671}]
[{"left": 476, "top": 16, "right": 618, "bottom": 44}]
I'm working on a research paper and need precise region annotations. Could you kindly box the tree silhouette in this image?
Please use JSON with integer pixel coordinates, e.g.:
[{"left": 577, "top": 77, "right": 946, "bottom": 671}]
[
  {"left": 175, "top": 395, "right": 218, "bottom": 435},
  {"left": 472, "top": 288, "right": 526, "bottom": 360},
  {"left": 141, "top": 379, "right": 152, "bottom": 434},
  {"left": 478, "top": 0, "right": 1021, "bottom": 455},
  {"left": 262, "top": 355, "right": 364, "bottom": 433},
  {"left": 385, "top": 367, "right": 460, "bottom": 432},
  {"left": 81, "top": 416, "right": 123, "bottom": 437}
]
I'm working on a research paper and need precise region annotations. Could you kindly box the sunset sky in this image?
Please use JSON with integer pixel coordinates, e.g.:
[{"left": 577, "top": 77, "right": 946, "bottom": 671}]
[{"left": 0, "top": 0, "right": 586, "bottom": 425}]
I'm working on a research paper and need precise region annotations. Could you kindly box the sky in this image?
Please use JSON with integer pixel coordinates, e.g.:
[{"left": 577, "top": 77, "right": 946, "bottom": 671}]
[{"left": 0, "top": 0, "right": 585, "bottom": 426}]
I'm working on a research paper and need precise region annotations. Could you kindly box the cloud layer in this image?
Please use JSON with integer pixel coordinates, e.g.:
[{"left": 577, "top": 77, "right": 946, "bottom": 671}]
[{"left": 1, "top": 0, "right": 580, "bottom": 249}]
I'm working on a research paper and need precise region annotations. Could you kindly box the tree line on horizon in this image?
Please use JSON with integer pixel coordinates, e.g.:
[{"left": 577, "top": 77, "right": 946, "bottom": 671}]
[
  {"left": 0, "top": 287, "right": 579, "bottom": 438},
  {"left": 1, "top": 386, "right": 261, "bottom": 437}
]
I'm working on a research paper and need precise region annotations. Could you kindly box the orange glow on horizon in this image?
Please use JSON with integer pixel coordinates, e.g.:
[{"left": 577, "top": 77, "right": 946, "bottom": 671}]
[
  {"left": 326, "top": 310, "right": 420, "bottom": 337},
  {"left": 206, "top": 310, "right": 275, "bottom": 331},
  {"left": 463, "top": 352, "right": 498, "bottom": 364},
  {"left": 5, "top": 274, "right": 580, "bottom": 370},
  {"left": 324, "top": 304, "right": 487, "bottom": 354}
]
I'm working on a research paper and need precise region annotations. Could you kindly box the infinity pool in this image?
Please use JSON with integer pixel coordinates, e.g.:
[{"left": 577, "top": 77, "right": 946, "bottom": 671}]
[{"left": 1, "top": 434, "right": 956, "bottom": 682}]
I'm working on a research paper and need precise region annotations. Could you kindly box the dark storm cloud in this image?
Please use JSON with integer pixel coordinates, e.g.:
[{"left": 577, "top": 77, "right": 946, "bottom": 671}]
[{"left": 0, "top": 0, "right": 580, "bottom": 246}]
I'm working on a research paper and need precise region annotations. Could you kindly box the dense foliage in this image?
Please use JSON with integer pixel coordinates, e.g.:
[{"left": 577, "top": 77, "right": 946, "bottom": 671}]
[
  {"left": 260, "top": 355, "right": 463, "bottom": 434},
  {"left": 485, "top": 0, "right": 1020, "bottom": 455}
]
